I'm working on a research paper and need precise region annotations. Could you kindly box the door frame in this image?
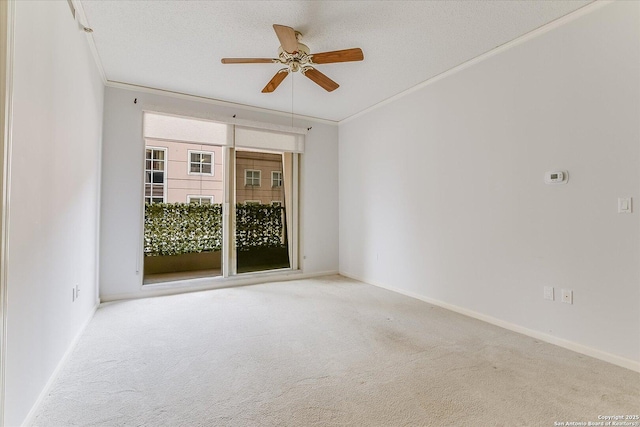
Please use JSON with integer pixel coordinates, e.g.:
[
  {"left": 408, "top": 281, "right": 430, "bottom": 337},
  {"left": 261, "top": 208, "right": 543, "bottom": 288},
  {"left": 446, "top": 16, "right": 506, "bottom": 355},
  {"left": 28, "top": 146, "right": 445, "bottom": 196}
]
[{"left": 0, "top": 0, "right": 14, "bottom": 424}]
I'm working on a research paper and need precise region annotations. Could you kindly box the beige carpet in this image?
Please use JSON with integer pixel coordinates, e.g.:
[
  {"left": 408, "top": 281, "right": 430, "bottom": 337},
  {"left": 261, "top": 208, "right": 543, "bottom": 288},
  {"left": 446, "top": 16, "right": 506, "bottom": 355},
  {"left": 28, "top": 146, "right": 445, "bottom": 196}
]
[{"left": 32, "top": 276, "right": 639, "bottom": 426}]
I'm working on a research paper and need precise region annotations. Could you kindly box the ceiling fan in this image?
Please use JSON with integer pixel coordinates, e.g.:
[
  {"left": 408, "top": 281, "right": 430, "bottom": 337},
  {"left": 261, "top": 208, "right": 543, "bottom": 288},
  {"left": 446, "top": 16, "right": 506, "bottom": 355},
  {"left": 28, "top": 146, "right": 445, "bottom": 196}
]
[{"left": 221, "top": 24, "right": 364, "bottom": 93}]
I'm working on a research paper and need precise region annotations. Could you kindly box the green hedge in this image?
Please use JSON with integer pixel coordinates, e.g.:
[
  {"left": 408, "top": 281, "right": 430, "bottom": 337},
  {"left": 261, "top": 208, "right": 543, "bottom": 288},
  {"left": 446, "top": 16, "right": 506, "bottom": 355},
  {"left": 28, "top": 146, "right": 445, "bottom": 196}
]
[
  {"left": 144, "top": 203, "right": 285, "bottom": 256},
  {"left": 144, "top": 203, "right": 223, "bottom": 256},
  {"left": 236, "top": 204, "right": 285, "bottom": 251}
]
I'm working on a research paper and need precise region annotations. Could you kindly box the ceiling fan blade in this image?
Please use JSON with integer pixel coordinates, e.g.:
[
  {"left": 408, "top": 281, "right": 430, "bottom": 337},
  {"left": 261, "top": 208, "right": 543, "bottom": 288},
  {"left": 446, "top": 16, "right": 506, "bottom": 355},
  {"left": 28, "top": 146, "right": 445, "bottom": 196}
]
[
  {"left": 303, "top": 68, "right": 339, "bottom": 92},
  {"left": 262, "top": 70, "right": 289, "bottom": 93},
  {"left": 273, "top": 24, "right": 298, "bottom": 53},
  {"left": 310, "top": 48, "right": 364, "bottom": 64},
  {"left": 221, "top": 58, "right": 275, "bottom": 64}
]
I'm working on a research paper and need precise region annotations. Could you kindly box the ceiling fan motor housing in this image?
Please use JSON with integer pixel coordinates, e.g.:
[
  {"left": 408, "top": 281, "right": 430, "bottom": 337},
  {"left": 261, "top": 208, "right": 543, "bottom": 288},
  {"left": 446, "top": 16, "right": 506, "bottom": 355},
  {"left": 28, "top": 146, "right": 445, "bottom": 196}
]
[{"left": 277, "top": 42, "right": 312, "bottom": 73}]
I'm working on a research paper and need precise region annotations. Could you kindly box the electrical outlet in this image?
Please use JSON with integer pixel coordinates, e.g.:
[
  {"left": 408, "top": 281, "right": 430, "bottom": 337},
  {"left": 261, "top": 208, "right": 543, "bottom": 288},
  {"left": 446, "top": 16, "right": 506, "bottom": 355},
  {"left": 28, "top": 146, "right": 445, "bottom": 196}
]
[
  {"left": 544, "top": 286, "right": 554, "bottom": 301},
  {"left": 561, "top": 289, "right": 573, "bottom": 304}
]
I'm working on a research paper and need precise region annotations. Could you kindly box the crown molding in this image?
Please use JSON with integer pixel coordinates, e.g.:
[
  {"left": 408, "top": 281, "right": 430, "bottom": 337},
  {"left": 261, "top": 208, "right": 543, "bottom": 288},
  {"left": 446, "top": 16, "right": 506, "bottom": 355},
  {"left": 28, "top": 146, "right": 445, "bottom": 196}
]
[
  {"left": 105, "top": 81, "right": 339, "bottom": 126},
  {"left": 340, "top": 0, "right": 608, "bottom": 125}
]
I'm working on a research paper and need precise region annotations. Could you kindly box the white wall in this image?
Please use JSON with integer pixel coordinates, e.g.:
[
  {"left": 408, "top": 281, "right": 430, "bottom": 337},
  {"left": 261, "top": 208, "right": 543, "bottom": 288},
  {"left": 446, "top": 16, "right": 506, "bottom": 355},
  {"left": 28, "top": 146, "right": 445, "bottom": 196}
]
[
  {"left": 100, "top": 86, "right": 339, "bottom": 300},
  {"left": 0, "top": 1, "right": 8, "bottom": 422},
  {"left": 339, "top": 1, "right": 639, "bottom": 368},
  {"left": 5, "top": 1, "right": 104, "bottom": 425}
]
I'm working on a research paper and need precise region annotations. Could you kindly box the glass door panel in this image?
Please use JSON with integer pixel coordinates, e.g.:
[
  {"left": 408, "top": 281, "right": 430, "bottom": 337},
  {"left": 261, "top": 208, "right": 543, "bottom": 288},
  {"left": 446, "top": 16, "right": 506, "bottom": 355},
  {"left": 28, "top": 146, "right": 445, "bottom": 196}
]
[
  {"left": 235, "top": 149, "right": 291, "bottom": 273},
  {"left": 143, "top": 139, "right": 225, "bottom": 284}
]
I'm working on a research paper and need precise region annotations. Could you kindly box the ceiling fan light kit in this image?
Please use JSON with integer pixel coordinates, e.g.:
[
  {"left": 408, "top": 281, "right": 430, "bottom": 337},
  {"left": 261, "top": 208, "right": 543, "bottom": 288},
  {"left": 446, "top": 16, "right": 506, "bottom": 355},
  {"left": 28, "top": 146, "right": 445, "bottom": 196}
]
[{"left": 221, "top": 24, "right": 364, "bottom": 93}]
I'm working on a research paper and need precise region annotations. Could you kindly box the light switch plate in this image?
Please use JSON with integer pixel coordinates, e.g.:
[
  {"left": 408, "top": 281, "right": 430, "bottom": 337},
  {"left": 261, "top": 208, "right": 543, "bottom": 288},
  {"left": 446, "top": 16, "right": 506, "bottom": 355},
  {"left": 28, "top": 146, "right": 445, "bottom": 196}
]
[
  {"left": 561, "top": 289, "right": 573, "bottom": 304},
  {"left": 544, "top": 286, "right": 554, "bottom": 301},
  {"left": 618, "top": 197, "right": 632, "bottom": 213}
]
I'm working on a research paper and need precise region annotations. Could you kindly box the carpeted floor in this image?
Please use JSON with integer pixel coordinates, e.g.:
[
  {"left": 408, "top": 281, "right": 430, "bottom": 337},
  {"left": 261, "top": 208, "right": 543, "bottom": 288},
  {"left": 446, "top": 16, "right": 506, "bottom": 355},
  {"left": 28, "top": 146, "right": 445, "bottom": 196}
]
[{"left": 32, "top": 276, "right": 639, "bottom": 426}]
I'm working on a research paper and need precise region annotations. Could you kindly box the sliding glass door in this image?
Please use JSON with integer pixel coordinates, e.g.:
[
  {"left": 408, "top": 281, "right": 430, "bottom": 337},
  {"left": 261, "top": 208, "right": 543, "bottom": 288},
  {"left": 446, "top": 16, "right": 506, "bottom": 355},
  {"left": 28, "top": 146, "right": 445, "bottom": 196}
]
[{"left": 141, "top": 112, "right": 301, "bottom": 284}]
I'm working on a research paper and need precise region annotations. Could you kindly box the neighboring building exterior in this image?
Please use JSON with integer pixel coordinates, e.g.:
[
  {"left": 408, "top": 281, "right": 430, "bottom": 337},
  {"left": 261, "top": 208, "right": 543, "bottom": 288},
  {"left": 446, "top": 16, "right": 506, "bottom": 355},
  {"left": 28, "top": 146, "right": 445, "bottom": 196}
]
[
  {"left": 145, "top": 139, "right": 224, "bottom": 204},
  {"left": 235, "top": 150, "right": 284, "bottom": 205},
  {"left": 144, "top": 140, "right": 284, "bottom": 205}
]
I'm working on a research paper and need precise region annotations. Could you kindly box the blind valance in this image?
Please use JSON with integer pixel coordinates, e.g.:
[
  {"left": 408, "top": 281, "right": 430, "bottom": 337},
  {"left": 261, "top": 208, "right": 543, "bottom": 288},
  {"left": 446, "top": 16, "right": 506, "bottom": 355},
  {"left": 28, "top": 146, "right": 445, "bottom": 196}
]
[
  {"left": 143, "top": 112, "right": 304, "bottom": 152},
  {"left": 143, "top": 112, "right": 231, "bottom": 146},
  {"left": 234, "top": 126, "right": 304, "bottom": 153}
]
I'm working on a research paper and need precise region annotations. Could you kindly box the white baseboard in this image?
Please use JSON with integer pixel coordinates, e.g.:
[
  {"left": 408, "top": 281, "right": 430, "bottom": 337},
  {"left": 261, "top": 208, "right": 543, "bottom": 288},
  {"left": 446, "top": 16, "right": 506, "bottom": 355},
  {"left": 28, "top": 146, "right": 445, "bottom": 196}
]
[
  {"left": 339, "top": 272, "right": 640, "bottom": 373},
  {"left": 100, "top": 270, "right": 340, "bottom": 303},
  {"left": 21, "top": 302, "right": 99, "bottom": 427}
]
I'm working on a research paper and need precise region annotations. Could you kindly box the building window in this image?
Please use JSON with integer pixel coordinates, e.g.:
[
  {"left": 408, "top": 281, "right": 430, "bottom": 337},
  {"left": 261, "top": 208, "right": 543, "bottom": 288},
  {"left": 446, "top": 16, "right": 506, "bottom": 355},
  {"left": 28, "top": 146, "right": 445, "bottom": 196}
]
[
  {"left": 271, "top": 201, "right": 282, "bottom": 207},
  {"left": 145, "top": 147, "right": 167, "bottom": 204},
  {"left": 189, "top": 150, "right": 214, "bottom": 175},
  {"left": 271, "top": 171, "right": 283, "bottom": 187},
  {"left": 244, "top": 200, "right": 261, "bottom": 205},
  {"left": 187, "top": 195, "right": 214, "bottom": 204},
  {"left": 245, "top": 169, "right": 261, "bottom": 186}
]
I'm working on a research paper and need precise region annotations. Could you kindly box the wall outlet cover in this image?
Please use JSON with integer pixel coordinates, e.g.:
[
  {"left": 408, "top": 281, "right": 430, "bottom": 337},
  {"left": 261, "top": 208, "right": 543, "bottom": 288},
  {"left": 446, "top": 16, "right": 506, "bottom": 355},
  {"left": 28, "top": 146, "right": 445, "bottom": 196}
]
[
  {"left": 618, "top": 197, "right": 632, "bottom": 214},
  {"left": 544, "top": 286, "right": 554, "bottom": 301},
  {"left": 561, "top": 289, "right": 573, "bottom": 304}
]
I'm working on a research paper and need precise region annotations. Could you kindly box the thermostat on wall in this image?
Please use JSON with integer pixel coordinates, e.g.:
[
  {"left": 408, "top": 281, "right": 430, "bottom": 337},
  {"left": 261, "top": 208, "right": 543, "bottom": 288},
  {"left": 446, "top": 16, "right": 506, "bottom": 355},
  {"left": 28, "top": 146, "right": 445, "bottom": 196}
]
[{"left": 545, "top": 170, "right": 568, "bottom": 184}]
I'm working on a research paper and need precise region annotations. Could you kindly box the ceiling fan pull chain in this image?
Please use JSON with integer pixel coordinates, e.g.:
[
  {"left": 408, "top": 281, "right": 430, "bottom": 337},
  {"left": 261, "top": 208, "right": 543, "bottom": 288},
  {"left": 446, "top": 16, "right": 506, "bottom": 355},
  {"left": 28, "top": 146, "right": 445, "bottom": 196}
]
[{"left": 291, "top": 72, "right": 294, "bottom": 128}]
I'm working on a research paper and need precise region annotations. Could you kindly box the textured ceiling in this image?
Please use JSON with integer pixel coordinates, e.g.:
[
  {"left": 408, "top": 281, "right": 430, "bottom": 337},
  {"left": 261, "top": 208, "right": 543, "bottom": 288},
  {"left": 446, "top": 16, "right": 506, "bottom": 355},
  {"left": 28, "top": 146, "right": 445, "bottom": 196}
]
[{"left": 80, "top": 0, "right": 592, "bottom": 122}]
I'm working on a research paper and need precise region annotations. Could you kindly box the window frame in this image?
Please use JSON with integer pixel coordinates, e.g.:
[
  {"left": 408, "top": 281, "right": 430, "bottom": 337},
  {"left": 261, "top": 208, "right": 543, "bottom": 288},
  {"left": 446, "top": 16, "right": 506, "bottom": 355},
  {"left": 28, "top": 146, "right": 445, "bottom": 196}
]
[
  {"left": 187, "top": 195, "right": 214, "bottom": 204},
  {"left": 244, "top": 200, "right": 262, "bottom": 205},
  {"left": 187, "top": 149, "right": 214, "bottom": 176},
  {"left": 140, "top": 112, "right": 304, "bottom": 287},
  {"left": 271, "top": 171, "right": 283, "bottom": 188},
  {"left": 144, "top": 146, "right": 168, "bottom": 204},
  {"left": 244, "top": 169, "right": 261, "bottom": 187}
]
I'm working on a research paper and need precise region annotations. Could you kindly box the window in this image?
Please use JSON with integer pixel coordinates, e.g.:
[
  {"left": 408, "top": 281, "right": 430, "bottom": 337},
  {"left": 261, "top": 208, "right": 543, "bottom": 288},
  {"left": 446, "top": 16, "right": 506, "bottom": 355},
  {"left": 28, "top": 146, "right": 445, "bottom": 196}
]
[
  {"left": 244, "top": 200, "right": 261, "bottom": 205},
  {"left": 271, "top": 201, "right": 282, "bottom": 207},
  {"left": 145, "top": 147, "right": 167, "bottom": 204},
  {"left": 189, "top": 150, "right": 214, "bottom": 175},
  {"left": 245, "top": 169, "right": 261, "bottom": 186},
  {"left": 187, "top": 195, "right": 214, "bottom": 204},
  {"left": 271, "top": 171, "right": 283, "bottom": 187}
]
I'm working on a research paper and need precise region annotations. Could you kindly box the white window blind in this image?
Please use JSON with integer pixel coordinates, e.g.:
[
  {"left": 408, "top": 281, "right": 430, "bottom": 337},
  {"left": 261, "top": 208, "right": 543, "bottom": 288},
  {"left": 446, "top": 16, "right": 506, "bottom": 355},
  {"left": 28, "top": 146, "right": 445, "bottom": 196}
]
[
  {"left": 235, "top": 126, "right": 305, "bottom": 153},
  {"left": 143, "top": 112, "right": 231, "bottom": 146}
]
